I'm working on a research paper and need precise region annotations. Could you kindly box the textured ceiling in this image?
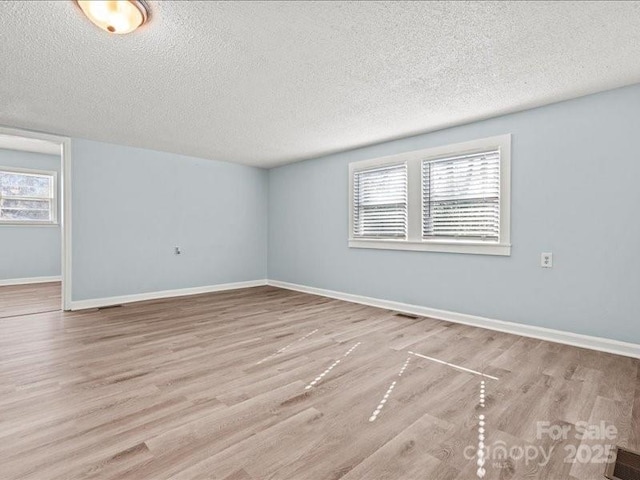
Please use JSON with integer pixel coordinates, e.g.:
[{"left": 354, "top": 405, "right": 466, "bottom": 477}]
[{"left": 1, "top": 1, "right": 640, "bottom": 168}]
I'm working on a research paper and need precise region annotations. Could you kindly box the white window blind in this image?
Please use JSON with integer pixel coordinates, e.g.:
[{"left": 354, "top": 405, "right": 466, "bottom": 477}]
[
  {"left": 353, "top": 163, "right": 407, "bottom": 238},
  {"left": 422, "top": 149, "right": 500, "bottom": 241},
  {"left": 0, "top": 169, "right": 56, "bottom": 223}
]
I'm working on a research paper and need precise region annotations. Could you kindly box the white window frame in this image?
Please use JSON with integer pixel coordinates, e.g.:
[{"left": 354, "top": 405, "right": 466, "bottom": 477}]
[
  {"left": 348, "top": 134, "right": 511, "bottom": 256},
  {"left": 352, "top": 161, "right": 408, "bottom": 239},
  {"left": 0, "top": 166, "right": 58, "bottom": 226}
]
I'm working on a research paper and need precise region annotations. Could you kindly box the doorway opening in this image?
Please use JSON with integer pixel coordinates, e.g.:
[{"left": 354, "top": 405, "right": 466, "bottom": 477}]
[{"left": 0, "top": 127, "right": 71, "bottom": 317}]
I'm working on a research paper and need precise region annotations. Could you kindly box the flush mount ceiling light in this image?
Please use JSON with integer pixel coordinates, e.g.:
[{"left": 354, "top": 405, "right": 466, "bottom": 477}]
[{"left": 76, "top": 1, "right": 149, "bottom": 34}]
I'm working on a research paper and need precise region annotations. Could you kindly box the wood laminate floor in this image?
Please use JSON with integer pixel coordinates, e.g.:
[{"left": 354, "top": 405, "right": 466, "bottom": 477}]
[
  {"left": 0, "top": 281, "right": 61, "bottom": 318},
  {"left": 0, "top": 286, "right": 638, "bottom": 479}
]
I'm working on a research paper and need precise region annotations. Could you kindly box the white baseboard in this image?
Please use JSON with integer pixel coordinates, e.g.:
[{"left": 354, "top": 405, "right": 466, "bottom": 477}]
[
  {"left": 0, "top": 275, "right": 61, "bottom": 286},
  {"left": 267, "top": 279, "right": 640, "bottom": 360},
  {"left": 70, "top": 279, "right": 268, "bottom": 311},
  {"left": 65, "top": 277, "right": 640, "bottom": 359}
]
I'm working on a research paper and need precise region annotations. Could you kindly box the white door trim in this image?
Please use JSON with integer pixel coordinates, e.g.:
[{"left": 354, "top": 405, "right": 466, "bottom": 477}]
[{"left": 0, "top": 126, "right": 72, "bottom": 311}]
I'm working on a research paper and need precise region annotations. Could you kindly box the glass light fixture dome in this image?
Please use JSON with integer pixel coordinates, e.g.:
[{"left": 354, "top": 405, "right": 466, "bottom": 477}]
[{"left": 76, "top": 1, "right": 149, "bottom": 34}]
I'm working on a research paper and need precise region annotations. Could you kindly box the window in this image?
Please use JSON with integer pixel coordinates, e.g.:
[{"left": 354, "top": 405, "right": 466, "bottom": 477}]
[
  {"left": 349, "top": 134, "right": 510, "bottom": 255},
  {"left": 353, "top": 163, "right": 407, "bottom": 239},
  {"left": 0, "top": 167, "right": 57, "bottom": 224},
  {"left": 422, "top": 150, "right": 500, "bottom": 241}
]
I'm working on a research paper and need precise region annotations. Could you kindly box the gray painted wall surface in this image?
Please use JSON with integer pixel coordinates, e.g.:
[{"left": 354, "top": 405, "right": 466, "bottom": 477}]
[
  {"left": 71, "top": 139, "right": 268, "bottom": 300},
  {"left": 268, "top": 84, "right": 640, "bottom": 344},
  {"left": 0, "top": 149, "right": 61, "bottom": 280}
]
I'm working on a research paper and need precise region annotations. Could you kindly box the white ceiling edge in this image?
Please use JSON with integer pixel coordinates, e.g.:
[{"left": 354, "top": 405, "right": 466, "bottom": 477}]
[
  {"left": 0, "top": 134, "right": 61, "bottom": 156},
  {"left": 264, "top": 81, "right": 640, "bottom": 169},
  {"left": 7, "top": 80, "right": 634, "bottom": 170}
]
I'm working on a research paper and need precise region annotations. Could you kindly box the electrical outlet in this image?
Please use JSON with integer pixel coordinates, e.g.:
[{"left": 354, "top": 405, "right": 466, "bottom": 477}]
[
  {"left": 174, "top": 246, "right": 181, "bottom": 255},
  {"left": 541, "top": 252, "right": 553, "bottom": 268}
]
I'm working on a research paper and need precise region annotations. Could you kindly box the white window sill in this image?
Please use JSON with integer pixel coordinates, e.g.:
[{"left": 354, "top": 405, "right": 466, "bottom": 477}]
[
  {"left": 0, "top": 222, "right": 59, "bottom": 227},
  {"left": 349, "top": 238, "right": 511, "bottom": 256}
]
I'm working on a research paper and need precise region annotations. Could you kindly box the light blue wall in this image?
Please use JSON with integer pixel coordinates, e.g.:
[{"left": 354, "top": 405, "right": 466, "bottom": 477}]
[
  {"left": 268, "top": 84, "right": 640, "bottom": 344},
  {"left": 71, "top": 139, "right": 268, "bottom": 300},
  {"left": 0, "top": 149, "right": 61, "bottom": 280}
]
